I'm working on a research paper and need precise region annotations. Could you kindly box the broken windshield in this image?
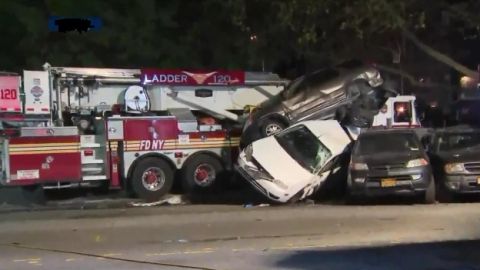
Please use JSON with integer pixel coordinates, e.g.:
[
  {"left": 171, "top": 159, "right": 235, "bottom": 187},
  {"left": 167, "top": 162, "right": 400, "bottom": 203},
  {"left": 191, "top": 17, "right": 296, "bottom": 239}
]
[{"left": 274, "top": 125, "right": 332, "bottom": 172}]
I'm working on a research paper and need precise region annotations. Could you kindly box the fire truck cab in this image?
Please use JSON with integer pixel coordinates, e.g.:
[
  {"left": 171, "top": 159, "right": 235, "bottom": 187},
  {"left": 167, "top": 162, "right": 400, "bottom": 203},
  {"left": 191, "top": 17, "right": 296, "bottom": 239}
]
[{"left": 0, "top": 65, "right": 288, "bottom": 201}]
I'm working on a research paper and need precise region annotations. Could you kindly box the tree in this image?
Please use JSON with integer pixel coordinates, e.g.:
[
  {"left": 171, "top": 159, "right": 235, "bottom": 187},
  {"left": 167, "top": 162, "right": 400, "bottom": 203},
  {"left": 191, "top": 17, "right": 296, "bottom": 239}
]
[{"left": 230, "top": 0, "right": 480, "bottom": 82}]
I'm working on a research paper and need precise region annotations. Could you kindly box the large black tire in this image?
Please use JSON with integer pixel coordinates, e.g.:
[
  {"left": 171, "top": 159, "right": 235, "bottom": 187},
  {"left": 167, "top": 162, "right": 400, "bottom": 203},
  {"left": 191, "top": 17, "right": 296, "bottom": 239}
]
[
  {"left": 131, "top": 157, "right": 174, "bottom": 202},
  {"left": 181, "top": 154, "right": 224, "bottom": 194},
  {"left": 260, "top": 118, "right": 286, "bottom": 137},
  {"left": 424, "top": 176, "right": 436, "bottom": 204}
]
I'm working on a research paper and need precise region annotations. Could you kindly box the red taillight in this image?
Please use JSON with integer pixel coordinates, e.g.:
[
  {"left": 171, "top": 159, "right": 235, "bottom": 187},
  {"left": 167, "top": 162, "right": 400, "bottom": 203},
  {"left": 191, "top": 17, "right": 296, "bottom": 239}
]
[{"left": 84, "top": 149, "right": 94, "bottom": 156}]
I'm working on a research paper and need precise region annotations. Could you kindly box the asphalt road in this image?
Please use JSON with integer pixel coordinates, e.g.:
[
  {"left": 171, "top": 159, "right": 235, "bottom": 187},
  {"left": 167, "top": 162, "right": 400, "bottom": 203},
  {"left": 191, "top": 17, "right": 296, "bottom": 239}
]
[{"left": 2, "top": 203, "right": 480, "bottom": 269}]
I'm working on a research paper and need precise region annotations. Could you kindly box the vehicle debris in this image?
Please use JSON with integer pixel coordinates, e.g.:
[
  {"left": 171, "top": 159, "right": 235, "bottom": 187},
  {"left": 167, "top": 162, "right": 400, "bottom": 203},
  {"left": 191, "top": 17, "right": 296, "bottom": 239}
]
[{"left": 128, "top": 194, "right": 188, "bottom": 207}]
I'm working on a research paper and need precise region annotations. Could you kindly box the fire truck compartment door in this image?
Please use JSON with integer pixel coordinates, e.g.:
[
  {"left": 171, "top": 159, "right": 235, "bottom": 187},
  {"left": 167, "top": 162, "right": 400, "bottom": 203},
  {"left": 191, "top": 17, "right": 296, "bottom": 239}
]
[
  {"left": 24, "top": 70, "right": 51, "bottom": 115},
  {"left": 107, "top": 119, "right": 124, "bottom": 140},
  {"left": 0, "top": 75, "right": 22, "bottom": 113},
  {"left": 8, "top": 136, "right": 82, "bottom": 183}
]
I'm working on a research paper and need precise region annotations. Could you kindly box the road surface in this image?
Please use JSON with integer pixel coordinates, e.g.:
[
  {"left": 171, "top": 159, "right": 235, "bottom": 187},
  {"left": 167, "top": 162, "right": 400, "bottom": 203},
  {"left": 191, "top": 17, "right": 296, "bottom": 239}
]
[{"left": 1, "top": 203, "right": 480, "bottom": 269}]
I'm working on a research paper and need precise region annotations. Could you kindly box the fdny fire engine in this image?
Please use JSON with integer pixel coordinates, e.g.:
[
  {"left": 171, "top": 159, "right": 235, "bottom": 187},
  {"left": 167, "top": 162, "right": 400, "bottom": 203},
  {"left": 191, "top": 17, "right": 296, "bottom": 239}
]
[{"left": 0, "top": 64, "right": 288, "bottom": 201}]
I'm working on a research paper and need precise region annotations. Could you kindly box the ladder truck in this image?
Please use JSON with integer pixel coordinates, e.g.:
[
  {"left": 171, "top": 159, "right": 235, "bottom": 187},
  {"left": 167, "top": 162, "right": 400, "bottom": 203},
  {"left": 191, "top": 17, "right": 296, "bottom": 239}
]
[{"left": 0, "top": 64, "right": 288, "bottom": 201}]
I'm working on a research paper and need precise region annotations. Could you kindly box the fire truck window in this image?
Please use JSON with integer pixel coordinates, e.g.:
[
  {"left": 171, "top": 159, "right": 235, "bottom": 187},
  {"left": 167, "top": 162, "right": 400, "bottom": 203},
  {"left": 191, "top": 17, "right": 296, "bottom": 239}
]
[
  {"left": 394, "top": 102, "right": 412, "bottom": 122},
  {"left": 195, "top": 89, "right": 213, "bottom": 97}
]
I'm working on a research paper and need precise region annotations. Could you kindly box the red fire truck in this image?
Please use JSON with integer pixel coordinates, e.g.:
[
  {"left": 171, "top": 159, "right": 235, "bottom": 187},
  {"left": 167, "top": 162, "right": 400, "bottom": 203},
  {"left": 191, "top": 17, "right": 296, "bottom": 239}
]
[{"left": 0, "top": 65, "right": 288, "bottom": 201}]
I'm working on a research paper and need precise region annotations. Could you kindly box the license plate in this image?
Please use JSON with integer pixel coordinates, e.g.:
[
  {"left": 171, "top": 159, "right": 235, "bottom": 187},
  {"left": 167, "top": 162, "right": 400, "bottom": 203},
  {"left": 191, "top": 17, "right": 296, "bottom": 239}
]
[{"left": 381, "top": 178, "right": 397, "bottom": 187}]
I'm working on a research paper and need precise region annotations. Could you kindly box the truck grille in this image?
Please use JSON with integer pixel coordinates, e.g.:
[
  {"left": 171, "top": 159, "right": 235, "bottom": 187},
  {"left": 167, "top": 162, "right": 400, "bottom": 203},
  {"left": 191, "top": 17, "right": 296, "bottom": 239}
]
[
  {"left": 464, "top": 162, "right": 480, "bottom": 173},
  {"left": 370, "top": 163, "right": 406, "bottom": 171},
  {"left": 368, "top": 175, "right": 412, "bottom": 182}
]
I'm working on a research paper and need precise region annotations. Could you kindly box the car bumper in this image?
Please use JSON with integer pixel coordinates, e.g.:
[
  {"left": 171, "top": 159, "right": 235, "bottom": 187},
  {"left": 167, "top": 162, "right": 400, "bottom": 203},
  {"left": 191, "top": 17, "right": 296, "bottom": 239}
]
[
  {"left": 443, "top": 174, "right": 480, "bottom": 194},
  {"left": 348, "top": 166, "right": 432, "bottom": 197},
  {"left": 235, "top": 155, "right": 288, "bottom": 203}
]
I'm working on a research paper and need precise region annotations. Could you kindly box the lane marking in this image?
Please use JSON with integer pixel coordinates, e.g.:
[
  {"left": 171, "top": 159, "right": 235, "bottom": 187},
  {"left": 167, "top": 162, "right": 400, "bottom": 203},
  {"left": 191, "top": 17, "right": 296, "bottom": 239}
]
[
  {"left": 183, "top": 250, "right": 214, "bottom": 254},
  {"left": 13, "top": 258, "right": 41, "bottom": 263},
  {"left": 232, "top": 248, "right": 255, "bottom": 252},
  {"left": 146, "top": 252, "right": 181, "bottom": 256},
  {"left": 102, "top": 253, "right": 122, "bottom": 256}
]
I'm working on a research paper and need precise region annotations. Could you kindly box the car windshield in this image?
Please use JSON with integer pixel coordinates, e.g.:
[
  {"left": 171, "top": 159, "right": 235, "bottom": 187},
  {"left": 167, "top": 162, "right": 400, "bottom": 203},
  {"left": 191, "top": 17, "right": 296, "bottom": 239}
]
[
  {"left": 280, "top": 68, "right": 339, "bottom": 100},
  {"left": 355, "top": 132, "right": 421, "bottom": 155},
  {"left": 274, "top": 125, "right": 332, "bottom": 172},
  {"left": 436, "top": 132, "right": 480, "bottom": 151}
]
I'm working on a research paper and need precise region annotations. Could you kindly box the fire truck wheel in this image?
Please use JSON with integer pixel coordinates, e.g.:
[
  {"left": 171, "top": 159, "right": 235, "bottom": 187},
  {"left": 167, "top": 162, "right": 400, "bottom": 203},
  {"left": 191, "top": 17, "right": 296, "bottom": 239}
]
[
  {"left": 131, "top": 157, "right": 174, "bottom": 202},
  {"left": 181, "top": 154, "right": 224, "bottom": 193}
]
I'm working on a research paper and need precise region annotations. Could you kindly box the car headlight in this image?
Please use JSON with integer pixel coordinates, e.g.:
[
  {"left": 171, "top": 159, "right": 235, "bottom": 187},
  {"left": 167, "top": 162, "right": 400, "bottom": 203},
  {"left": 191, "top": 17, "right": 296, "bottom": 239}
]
[
  {"left": 444, "top": 163, "right": 465, "bottom": 174},
  {"left": 406, "top": 158, "right": 428, "bottom": 168},
  {"left": 244, "top": 144, "right": 253, "bottom": 162},
  {"left": 350, "top": 162, "right": 368, "bottom": 170}
]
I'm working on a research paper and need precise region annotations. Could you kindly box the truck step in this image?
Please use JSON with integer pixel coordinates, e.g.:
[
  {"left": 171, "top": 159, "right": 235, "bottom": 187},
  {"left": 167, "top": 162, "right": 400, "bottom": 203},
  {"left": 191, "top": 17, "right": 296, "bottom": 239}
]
[
  {"left": 81, "top": 167, "right": 103, "bottom": 173},
  {"left": 80, "top": 143, "right": 101, "bottom": 148},
  {"left": 83, "top": 175, "right": 108, "bottom": 181},
  {"left": 81, "top": 159, "right": 104, "bottom": 164}
]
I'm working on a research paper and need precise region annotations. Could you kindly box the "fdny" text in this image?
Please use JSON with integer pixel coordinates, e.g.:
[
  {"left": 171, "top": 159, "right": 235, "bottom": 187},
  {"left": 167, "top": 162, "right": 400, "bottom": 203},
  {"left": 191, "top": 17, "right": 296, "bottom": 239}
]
[{"left": 140, "top": 140, "right": 165, "bottom": 151}]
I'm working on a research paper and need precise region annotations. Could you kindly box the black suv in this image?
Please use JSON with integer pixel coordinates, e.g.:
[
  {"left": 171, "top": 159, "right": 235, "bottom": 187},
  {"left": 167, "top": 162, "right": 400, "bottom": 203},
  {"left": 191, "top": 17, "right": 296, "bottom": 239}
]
[
  {"left": 347, "top": 128, "right": 435, "bottom": 203},
  {"left": 427, "top": 126, "right": 480, "bottom": 201}
]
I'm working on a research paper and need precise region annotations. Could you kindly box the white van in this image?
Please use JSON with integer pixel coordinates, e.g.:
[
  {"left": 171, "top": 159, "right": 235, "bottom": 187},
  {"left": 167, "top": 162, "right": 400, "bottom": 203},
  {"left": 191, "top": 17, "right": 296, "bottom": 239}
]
[{"left": 236, "top": 120, "right": 357, "bottom": 203}]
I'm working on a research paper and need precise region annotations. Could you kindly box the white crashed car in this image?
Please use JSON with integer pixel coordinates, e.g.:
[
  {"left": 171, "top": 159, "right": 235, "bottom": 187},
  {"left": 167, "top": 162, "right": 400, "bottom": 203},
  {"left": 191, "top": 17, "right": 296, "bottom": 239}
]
[{"left": 236, "top": 120, "right": 358, "bottom": 203}]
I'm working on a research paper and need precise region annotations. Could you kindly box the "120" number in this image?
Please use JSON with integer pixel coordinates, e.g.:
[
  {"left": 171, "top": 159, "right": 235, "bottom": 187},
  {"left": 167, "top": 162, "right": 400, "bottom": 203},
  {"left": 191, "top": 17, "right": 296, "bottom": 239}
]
[{"left": 0, "top": 89, "right": 18, "bottom": 100}]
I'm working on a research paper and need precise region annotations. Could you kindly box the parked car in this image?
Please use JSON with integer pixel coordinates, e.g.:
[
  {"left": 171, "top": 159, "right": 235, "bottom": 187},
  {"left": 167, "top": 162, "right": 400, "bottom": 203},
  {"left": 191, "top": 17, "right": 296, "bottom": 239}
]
[
  {"left": 347, "top": 128, "right": 435, "bottom": 204},
  {"left": 427, "top": 125, "right": 480, "bottom": 201},
  {"left": 236, "top": 120, "right": 357, "bottom": 203},
  {"left": 239, "top": 60, "right": 396, "bottom": 149}
]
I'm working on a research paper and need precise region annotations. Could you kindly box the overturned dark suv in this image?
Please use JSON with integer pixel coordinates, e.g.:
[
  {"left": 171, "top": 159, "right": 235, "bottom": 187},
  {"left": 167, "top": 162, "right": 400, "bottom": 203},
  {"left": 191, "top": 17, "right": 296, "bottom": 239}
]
[
  {"left": 239, "top": 60, "right": 396, "bottom": 149},
  {"left": 347, "top": 128, "right": 435, "bottom": 204}
]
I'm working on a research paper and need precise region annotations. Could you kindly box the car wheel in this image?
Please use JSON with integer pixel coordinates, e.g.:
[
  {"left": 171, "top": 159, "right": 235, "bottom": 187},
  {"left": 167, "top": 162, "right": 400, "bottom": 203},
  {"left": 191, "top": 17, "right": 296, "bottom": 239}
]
[
  {"left": 131, "top": 157, "right": 174, "bottom": 202},
  {"left": 424, "top": 176, "right": 436, "bottom": 204},
  {"left": 181, "top": 154, "right": 224, "bottom": 194},
  {"left": 260, "top": 119, "right": 286, "bottom": 137}
]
